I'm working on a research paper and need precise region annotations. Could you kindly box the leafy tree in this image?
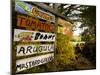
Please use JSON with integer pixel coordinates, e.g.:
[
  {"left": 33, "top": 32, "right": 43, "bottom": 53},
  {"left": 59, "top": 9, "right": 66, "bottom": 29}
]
[{"left": 57, "top": 4, "right": 96, "bottom": 42}]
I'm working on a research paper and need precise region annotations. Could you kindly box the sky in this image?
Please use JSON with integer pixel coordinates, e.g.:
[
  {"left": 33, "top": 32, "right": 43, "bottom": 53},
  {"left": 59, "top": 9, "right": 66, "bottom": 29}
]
[{"left": 73, "top": 22, "right": 84, "bottom": 36}]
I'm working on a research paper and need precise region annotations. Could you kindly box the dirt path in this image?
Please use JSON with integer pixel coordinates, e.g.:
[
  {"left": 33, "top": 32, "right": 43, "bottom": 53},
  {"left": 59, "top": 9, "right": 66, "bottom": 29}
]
[{"left": 70, "top": 56, "right": 96, "bottom": 70}]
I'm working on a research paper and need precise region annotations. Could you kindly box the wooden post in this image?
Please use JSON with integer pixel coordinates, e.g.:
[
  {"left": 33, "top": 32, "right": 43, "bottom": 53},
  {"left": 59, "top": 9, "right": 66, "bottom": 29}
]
[{"left": 53, "top": 4, "right": 59, "bottom": 71}]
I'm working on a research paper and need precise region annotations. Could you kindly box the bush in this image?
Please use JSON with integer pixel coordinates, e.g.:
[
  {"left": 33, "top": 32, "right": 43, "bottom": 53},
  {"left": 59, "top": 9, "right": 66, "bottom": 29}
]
[{"left": 56, "top": 33, "right": 75, "bottom": 67}]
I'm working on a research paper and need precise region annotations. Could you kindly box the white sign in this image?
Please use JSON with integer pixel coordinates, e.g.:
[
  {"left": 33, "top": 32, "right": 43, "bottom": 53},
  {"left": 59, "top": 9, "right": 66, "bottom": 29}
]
[
  {"left": 14, "top": 29, "right": 55, "bottom": 42},
  {"left": 17, "top": 44, "right": 54, "bottom": 56},
  {"left": 16, "top": 53, "right": 54, "bottom": 72}
]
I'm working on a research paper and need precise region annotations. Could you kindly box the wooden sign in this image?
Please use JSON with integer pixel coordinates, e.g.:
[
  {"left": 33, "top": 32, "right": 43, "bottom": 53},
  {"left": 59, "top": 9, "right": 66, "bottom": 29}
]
[
  {"left": 17, "top": 44, "right": 54, "bottom": 56},
  {"left": 14, "top": 29, "right": 55, "bottom": 42},
  {"left": 17, "top": 15, "right": 55, "bottom": 32},
  {"left": 15, "top": 1, "right": 55, "bottom": 23},
  {"left": 16, "top": 53, "right": 54, "bottom": 72}
]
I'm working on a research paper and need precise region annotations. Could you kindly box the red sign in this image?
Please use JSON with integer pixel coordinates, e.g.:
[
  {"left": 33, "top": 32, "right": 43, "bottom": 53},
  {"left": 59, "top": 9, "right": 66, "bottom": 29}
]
[{"left": 17, "top": 15, "right": 55, "bottom": 32}]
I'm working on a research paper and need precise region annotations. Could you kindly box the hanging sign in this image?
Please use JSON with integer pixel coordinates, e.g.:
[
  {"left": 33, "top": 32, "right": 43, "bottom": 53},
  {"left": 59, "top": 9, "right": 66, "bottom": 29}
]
[
  {"left": 16, "top": 53, "right": 54, "bottom": 72},
  {"left": 17, "top": 15, "right": 55, "bottom": 32},
  {"left": 15, "top": 1, "right": 55, "bottom": 23},
  {"left": 17, "top": 44, "right": 54, "bottom": 56},
  {"left": 14, "top": 29, "right": 55, "bottom": 42}
]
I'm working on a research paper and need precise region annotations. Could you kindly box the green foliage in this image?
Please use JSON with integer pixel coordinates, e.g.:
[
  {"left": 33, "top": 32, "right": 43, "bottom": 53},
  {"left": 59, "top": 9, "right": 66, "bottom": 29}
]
[
  {"left": 56, "top": 33, "right": 75, "bottom": 66},
  {"left": 80, "top": 6, "right": 96, "bottom": 25},
  {"left": 80, "top": 6, "right": 96, "bottom": 43}
]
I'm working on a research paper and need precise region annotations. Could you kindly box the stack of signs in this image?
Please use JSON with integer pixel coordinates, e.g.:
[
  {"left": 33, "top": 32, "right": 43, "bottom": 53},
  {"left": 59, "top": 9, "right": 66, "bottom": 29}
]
[{"left": 13, "top": 1, "right": 56, "bottom": 73}]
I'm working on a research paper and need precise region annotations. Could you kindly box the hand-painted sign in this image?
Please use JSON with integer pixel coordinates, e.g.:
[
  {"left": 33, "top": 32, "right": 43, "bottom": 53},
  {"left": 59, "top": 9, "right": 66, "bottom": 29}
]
[
  {"left": 17, "top": 15, "right": 55, "bottom": 32},
  {"left": 16, "top": 53, "right": 54, "bottom": 72},
  {"left": 15, "top": 1, "right": 55, "bottom": 23},
  {"left": 14, "top": 29, "right": 55, "bottom": 42},
  {"left": 17, "top": 44, "right": 54, "bottom": 56}
]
